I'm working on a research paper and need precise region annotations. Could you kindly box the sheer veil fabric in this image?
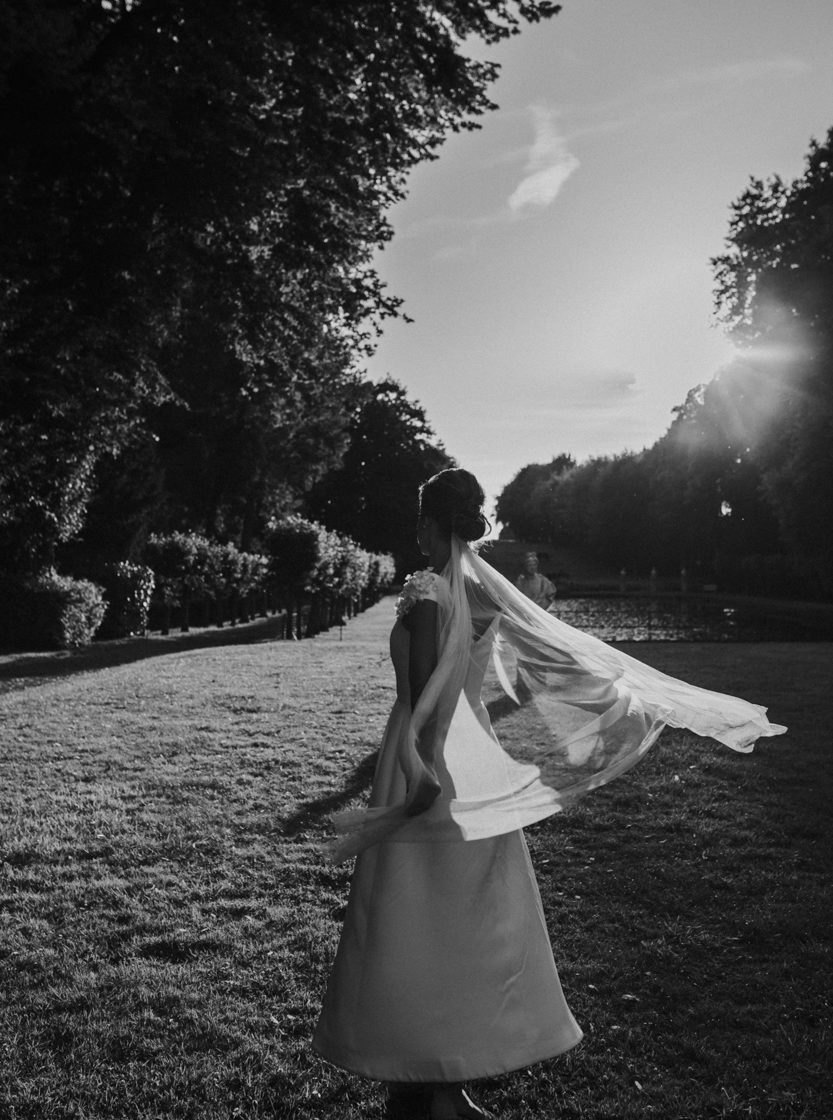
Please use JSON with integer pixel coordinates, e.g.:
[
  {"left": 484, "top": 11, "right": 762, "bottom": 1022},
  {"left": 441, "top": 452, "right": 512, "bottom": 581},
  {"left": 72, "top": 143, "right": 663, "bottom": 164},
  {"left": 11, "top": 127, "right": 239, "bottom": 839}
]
[{"left": 331, "top": 537, "right": 786, "bottom": 862}]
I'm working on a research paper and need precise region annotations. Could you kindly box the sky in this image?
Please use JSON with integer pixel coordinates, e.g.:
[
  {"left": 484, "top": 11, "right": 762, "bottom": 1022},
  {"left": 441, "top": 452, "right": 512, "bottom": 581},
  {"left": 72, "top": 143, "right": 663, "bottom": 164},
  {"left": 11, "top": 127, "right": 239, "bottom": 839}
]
[{"left": 364, "top": 0, "right": 833, "bottom": 518}]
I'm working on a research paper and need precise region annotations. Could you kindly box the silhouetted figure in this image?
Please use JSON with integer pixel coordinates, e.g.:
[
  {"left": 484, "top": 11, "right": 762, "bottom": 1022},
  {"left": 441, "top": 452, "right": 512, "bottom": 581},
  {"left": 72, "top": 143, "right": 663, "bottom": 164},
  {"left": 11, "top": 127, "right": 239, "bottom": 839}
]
[{"left": 515, "top": 551, "right": 556, "bottom": 609}]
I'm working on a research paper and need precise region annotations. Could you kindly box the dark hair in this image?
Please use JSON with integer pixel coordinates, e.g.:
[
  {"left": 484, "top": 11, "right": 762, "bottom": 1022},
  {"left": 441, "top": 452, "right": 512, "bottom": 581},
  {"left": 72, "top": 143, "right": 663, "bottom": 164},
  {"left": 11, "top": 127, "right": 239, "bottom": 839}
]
[{"left": 419, "top": 468, "right": 490, "bottom": 542}]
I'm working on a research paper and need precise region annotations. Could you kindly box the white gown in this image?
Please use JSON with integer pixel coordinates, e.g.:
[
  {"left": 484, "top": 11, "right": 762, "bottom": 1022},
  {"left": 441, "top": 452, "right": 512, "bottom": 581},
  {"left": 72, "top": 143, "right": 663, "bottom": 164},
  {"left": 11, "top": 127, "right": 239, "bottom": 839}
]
[{"left": 312, "top": 598, "right": 583, "bottom": 1082}]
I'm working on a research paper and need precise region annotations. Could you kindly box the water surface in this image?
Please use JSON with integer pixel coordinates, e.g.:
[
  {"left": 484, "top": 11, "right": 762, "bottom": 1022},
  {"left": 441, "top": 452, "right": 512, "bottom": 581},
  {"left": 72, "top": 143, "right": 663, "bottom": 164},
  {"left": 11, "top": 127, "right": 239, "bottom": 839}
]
[{"left": 552, "top": 596, "right": 832, "bottom": 642}]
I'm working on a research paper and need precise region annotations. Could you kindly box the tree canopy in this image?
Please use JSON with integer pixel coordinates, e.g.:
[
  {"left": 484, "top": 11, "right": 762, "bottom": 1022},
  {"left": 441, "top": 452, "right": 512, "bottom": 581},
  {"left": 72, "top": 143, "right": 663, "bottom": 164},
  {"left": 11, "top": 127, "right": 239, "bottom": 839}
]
[
  {"left": 0, "top": 0, "right": 560, "bottom": 571},
  {"left": 305, "top": 377, "right": 454, "bottom": 574},
  {"left": 711, "top": 127, "right": 833, "bottom": 568},
  {"left": 495, "top": 455, "right": 576, "bottom": 541}
]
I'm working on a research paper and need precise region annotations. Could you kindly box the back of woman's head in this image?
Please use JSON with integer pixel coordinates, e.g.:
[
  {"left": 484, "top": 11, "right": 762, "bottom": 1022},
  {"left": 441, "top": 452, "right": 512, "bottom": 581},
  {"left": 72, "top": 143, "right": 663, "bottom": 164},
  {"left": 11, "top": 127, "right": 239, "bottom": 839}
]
[{"left": 419, "top": 468, "right": 490, "bottom": 542}]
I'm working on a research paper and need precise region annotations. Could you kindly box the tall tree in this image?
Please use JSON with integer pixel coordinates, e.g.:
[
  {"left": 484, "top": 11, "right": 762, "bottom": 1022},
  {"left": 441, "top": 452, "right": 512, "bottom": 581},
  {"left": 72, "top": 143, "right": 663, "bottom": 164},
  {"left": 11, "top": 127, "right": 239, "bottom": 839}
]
[
  {"left": 495, "top": 455, "right": 575, "bottom": 540},
  {"left": 0, "top": 0, "right": 561, "bottom": 570},
  {"left": 305, "top": 378, "right": 453, "bottom": 573},
  {"left": 711, "top": 127, "right": 833, "bottom": 587}
]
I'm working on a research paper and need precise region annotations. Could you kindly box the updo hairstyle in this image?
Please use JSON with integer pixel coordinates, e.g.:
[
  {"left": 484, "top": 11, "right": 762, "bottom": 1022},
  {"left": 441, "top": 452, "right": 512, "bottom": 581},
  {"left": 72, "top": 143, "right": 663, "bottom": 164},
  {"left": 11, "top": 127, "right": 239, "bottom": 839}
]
[{"left": 419, "top": 468, "right": 490, "bottom": 542}]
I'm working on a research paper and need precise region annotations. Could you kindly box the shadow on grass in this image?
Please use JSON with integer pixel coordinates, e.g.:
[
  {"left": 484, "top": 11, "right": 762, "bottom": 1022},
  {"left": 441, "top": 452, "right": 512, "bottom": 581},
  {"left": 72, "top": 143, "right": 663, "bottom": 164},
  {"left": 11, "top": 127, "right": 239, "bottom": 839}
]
[
  {"left": 282, "top": 751, "right": 379, "bottom": 837},
  {"left": 282, "top": 694, "right": 525, "bottom": 841},
  {"left": 283, "top": 694, "right": 535, "bottom": 839},
  {"left": 486, "top": 692, "right": 525, "bottom": 724},
  {"left": 0, "top": 614, "right": 290, "bottom": 693}
]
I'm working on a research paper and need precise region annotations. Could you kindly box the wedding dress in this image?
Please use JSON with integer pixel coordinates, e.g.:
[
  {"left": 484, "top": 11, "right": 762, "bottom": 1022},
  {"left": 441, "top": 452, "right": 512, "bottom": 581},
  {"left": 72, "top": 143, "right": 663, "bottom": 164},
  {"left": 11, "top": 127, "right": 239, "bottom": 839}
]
[
  {"left": 312, "top": 588, "right": 583, "bottom": 1080},
  {"left": 312, "top": 538, "right": 785, "bottom": 1081}
]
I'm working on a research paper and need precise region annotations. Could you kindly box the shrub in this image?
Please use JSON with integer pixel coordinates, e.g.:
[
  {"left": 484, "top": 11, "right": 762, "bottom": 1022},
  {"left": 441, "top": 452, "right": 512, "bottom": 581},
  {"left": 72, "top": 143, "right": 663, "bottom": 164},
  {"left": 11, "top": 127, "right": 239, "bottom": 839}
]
[
  {"left": 264, "top": 517, "right": 322, "bottom": 598},
  {"left": 99, "top": 562, "right": 155, "bottom": 638},
  {"left": 238, "top": 551, "right": 269, "bottom": 597},
  {"left": 204, "top": 541, "right": 243, "bottom": 602},
  {"left": 146, "top": 531, "right": 214, "bottom": 629},
  {"left": 367, "top": 553, "right": 396, "bottom": 598},
  {"left": 35, "top": 570, "right": 106, "bottom": 649},
  {"left": 146, "top": 532, "right": 200, "bottom": 605},
  {"left": 331, "top": 537, "right": 371, "bottom": 602},
  {"left": 0, "top": 569, "right": 107, "bottom": 651}
]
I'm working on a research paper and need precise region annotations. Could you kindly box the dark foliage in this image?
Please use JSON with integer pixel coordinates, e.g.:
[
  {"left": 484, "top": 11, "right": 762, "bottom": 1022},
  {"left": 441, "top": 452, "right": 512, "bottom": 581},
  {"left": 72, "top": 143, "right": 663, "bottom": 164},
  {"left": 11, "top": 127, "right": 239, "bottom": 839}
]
[
  {"left": 0, "top": 0, "right": 560, "bottom": 572},
  {"left": 0, "top": 570, "right": 106, "bottom": 651},
  {"left": 495, "top": 455, "right": 576, "bottom": 541},
  {"left": 96, "top": 561, "right": 155, "bottom": 639},
  {"left": 305, "top": 377, "right": 454, "bottom": 575},
  {"left": 711, "top": 127, "right": 833, "bottom": 582}
]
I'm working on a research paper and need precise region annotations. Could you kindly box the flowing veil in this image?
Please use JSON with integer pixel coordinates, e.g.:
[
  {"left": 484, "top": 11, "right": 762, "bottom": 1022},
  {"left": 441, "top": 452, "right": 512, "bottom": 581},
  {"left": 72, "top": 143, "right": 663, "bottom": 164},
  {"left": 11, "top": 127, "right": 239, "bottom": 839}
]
[{"left": 330, "top": 537, "right": 786, "bottom": 862}]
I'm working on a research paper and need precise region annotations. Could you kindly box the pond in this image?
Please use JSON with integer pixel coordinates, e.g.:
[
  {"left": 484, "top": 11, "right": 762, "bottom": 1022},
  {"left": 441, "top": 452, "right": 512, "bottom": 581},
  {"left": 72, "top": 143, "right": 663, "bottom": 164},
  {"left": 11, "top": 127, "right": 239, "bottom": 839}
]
[{"left": 551, "top": 595, "right": 833, "bottom": 642}]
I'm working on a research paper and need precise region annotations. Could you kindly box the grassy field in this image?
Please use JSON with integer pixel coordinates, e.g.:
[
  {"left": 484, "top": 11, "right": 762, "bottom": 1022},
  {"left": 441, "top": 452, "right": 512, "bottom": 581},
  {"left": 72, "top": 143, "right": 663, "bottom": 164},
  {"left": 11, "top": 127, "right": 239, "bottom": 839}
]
[{"left": 0, "top": 602, "right": 830, "bottom": 1120}]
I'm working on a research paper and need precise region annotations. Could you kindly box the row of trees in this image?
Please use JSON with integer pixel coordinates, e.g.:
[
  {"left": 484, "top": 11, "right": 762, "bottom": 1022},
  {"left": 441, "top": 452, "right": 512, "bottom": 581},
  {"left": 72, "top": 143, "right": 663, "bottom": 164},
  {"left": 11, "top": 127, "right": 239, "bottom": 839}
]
[
  {"left": 145, "top": 521, "right": 395, "bottom": 638},
  {"left": 3, "top": 520, "right": 396, "bottom": 651},
  {"left": 60, "top": 375, "right": 453, "bottom": 585},
  {"left": 497, "top": 129, "right": 833, "bottom": 599},
  {"left": 0, "top": 1, "right": 557, "bottom": 588}
]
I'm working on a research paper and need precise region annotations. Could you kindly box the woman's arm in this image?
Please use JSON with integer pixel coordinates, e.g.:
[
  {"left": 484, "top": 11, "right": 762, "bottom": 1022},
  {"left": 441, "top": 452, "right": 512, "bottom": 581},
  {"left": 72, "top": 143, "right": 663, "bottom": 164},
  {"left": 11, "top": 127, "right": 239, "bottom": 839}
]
[
  {"left": 405, "top": 598, "right": 439, "bottom": 710},
  {"left": 403, "top": 598, "right": 441, "bottom": 815}
]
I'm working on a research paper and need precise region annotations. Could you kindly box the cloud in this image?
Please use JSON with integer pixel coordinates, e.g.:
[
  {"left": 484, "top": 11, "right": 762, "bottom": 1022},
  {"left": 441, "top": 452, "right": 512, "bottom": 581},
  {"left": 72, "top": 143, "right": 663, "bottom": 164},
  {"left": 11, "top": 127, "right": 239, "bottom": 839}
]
[
  {"left": 508, "top": 367, "right": 643, "bottom": 414},
  {"left": 508, "top": 107, "right": 580, "bottom": 216},
  {"left": 468, "top": 368, "right": 650, "bottom": 454},
  {"left": 559, "top": 56, "right": 812, "bottom": 142},
  {"left": 666, "top": 55, "right": 811, "bottom": 90},
  {"left": 555, "top": 367, "right": 642, "bottom": 410},
  {"left": 466, "top": 395, "right": 659, "bottom": 497},
  {"left": 394, "top": 204, "right": 512, "bottom": 255},
  {"left": 389, "top": 106, "right": 580, "bottom": 253}
]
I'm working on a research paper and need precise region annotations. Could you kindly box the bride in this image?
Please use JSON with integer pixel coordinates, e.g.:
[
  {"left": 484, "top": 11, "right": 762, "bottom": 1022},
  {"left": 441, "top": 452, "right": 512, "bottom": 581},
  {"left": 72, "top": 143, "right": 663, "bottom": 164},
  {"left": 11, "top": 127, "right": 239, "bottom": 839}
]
[{"left": 312, "top": 468, "right": 785, "bottom": 1119}]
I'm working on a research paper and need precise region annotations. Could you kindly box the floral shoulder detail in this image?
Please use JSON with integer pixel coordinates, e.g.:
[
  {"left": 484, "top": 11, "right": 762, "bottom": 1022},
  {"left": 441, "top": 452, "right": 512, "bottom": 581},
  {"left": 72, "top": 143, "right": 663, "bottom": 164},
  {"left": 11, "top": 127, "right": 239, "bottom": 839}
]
[{"left": 395, "top": 569, "right": 440, "bottom": 620}]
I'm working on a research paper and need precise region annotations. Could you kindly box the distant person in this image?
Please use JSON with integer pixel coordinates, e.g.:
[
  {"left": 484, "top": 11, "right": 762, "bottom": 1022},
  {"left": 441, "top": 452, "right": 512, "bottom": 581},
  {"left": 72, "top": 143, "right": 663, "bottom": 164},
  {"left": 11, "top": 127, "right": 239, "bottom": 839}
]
[{"left": 515, "top": 551, "right": 556, "bottom": 609}]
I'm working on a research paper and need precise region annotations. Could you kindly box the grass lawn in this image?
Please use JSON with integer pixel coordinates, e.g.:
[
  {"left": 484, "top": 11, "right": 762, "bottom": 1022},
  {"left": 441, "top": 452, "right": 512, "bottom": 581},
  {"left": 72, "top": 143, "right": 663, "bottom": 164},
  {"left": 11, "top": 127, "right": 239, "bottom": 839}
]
[{"left": 1, "top": 602, "right": 830, "bottom": 1120}]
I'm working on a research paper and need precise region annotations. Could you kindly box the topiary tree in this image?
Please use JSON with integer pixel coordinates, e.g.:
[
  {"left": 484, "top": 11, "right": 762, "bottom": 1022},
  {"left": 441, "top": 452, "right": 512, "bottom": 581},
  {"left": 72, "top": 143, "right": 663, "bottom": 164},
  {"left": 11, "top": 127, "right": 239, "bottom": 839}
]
[
  {"left": 263, "top": 516, "right": 323, "bottom": 638},
  {"left": 98, "top": 561, "right": 155, "bottom": 639}
]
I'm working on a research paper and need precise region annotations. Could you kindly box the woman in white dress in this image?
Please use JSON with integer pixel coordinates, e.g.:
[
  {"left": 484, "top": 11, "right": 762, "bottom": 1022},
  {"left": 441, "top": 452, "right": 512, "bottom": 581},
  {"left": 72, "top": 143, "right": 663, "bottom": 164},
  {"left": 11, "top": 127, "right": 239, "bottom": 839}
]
[{"left": 313, "top": 469, "right": 785, "bottom": 1119}]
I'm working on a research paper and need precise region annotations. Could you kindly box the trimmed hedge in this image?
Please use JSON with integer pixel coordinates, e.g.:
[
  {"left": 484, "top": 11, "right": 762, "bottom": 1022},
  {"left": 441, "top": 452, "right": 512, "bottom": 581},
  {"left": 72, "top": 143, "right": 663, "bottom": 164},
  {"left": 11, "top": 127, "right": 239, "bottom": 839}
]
[
  {"left": 146, "top": 532, "right": 216, "bottom": 632},
  {"left": 145, "top": 532, "right": 272, "bottom": 633},
  {"left": 141, "top": 523, "right": 394, "bottom": 639},
  {"left": 263, "top": 517, "right": 321, "bottom": 598},
  {"left": 98, "top": 562, "right": 155, "bottom": 638},
  {"left": 0, "top": 524, "right": 392, "bottom": 651},
  {"left": 264, "top": 516, "right": 395, "bottom": 636},
  {"left": 0, "top": 569, "right": 106, "bottom": 651}
]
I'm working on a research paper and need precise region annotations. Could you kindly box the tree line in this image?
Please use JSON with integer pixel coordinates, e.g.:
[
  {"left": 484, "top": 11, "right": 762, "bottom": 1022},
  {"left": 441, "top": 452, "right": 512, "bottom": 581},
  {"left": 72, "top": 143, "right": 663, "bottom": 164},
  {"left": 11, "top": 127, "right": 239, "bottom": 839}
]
[
  {"left": 0, "top": 1, "right": 557, "bottom": 628},
  {"left": 497, "top": 129, "right": 833, "bottom": 600},
  {"left": 1, "top": 520, "right": 396, "bottom": 651}
]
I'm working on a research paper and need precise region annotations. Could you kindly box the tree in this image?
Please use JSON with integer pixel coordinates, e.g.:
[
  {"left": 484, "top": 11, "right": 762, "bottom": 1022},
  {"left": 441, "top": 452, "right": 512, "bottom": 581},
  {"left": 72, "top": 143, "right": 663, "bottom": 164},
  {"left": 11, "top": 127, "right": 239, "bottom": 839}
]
[
  {"left": 495, "top": 455, "right": 575, "bottom": 540},
  {"left": 711, "top": 128, "right": 833, "bottom": 589},
  {"left": 0, "top": 1, "right": 560, "bottom": 570},
  {"left": 59, "top": 433, "right": 166, "bottom": 575},
  {"left": 305, "top": 378, "right": 454, "bottom": 573}
]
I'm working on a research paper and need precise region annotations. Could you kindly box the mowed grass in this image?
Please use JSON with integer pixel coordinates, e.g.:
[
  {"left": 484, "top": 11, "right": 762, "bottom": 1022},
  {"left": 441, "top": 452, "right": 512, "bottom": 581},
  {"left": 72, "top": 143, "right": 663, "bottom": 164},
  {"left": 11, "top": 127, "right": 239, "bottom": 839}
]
[{"left": 0, "top": 604, "right": 830, "bottom": 1120}]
